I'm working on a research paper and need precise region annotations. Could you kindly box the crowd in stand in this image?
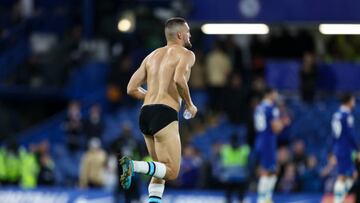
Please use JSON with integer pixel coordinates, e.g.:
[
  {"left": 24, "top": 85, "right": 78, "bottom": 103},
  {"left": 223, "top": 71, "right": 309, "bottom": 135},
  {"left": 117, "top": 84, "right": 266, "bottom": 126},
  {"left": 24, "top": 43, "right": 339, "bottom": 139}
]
[
  {"left": 0, "top": 140, "right": 55, "bottom": 188},
  {"left": 2, "top": 0, "right": 360, "bottom": 142},
  {"left": 2, "top": 2, "right": 360, "bottom": 203}
]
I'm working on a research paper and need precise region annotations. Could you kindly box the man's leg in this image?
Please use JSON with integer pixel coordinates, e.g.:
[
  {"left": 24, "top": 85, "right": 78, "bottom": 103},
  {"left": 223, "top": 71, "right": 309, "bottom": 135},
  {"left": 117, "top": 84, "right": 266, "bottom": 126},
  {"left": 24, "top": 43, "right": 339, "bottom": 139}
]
[
  {"left": 119, "top": 134, "right": 167, "bottom": 190},
  {"left": 238, "top": 181, "right": 247, "bottom": 203},
  {"left": 120, "top": 121, "right": 181, "bottom": 203},
  {"left": 265, "top": 144, "right": 277, "bottom": 202},
  {"left": 148, "top": 178, "right": 165, "bottom": 203},
  {"left": 147, "top": 121, "right": 181, "bottom": 203},
  {"left": 334, "top": 155, "right": 355, "bottom": 203},
  {"left": 334, "top": 176, "right": 346, "bottom": 203},
  {"left": 119, "top": 129, "right": 167, "bottom": 191},
  {"left": 257, "top": 173, "right": 276, "bottom": 203},
  {"left": 257, "top": 147, "right": 277, "bottom": 203},
  {"left": 143, "top": 133, "right": 166, "bottom": 203},
  {"left": 345, "top": 177, "right": 354, "bottom": 192},
  {"left": 267, "top": 174, "right": 277, "bottom": 201},
  {"left": 125, "top": 121, "right": 181, "bottom": 179},
  {"left": 257, "top": 174, "right": 268, "bottom": 203},
  {"left": 153, "top": 121, "right": 181, "bottom": 180},
  {"left": 224, "top": 182, "right": 232, "bottom": 203}
]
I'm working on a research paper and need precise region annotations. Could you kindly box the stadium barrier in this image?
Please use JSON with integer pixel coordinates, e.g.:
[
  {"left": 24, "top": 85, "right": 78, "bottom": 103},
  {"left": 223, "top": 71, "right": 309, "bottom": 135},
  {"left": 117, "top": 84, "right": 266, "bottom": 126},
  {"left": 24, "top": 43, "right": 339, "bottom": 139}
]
[{"left": 1, "top": 188, "right": 354, "bottom": 203}]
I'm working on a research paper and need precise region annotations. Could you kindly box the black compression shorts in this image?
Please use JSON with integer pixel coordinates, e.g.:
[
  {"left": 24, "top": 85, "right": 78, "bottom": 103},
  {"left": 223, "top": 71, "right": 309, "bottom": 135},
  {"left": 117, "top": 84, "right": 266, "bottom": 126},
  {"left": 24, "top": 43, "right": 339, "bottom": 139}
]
[{"left": 139, "top": 104, "right": 178, "bottom": 136}]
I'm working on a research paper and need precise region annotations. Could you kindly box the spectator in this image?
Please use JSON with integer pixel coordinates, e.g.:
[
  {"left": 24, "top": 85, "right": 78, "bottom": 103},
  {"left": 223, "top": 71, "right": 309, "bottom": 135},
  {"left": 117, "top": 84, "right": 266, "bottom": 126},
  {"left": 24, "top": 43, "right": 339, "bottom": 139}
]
[
  {"left": 0, "top": 146, "right": 6, "bottom": 184},
  {"left": 107, "top": 54, "right": 135, "bottom": 107},
  {"left": 325, "top": 36, "right": 360, "bottom": 61},
  {"left": 103, "top": 154, "right": 118, "bottom": 191},
  {"left": 109, "top": 122, "right": 143, "bottom": 203},
  {"left": 63, "top": 101, "right": 83, "bottom": 151},
  {"left": 178, "top": 145, "right": 202, "bottom": 188},
  {"left": 84, "top": 104, "right": 104, "bottom": 139},
  {"left": 277, "top": 100, "right": 292, "bottom": 146},
  {"left": 205, "top": 40, "right": 233, "bottom": 112},
  {"left": 300, "top": 155, "right": 322, "bottom": 192},
  {"left": 320, "top": 153, "right": 337, "bottom": 193},
  {"left": 292, "top": 139, "right": 307, "bottom": 176},
  {"left": 189, "top": 49, "right": 206, "bottom": 90},
  {"left": 219, "top": 134, "right": 250, "bottom": 203},
  {"left": 79, "top": 138, "right": 107, "bottom": 189},
  {"left": 10, "top": 1, "right": 23, "bottom": 25},
  {"left": 250, "top": 35, "right": 268, "bottom": 77},
  {"left": 110, "top": 122, "right": 144, "bottom": 158},
  {"left": 224, "top": 36, "right": 245, "bottom": 77},
  {"left": 4, "top": 142, "right": 20, "bottom": 186},
  {"left": 354, "top": 154, "right": 360, "bottom": 203},
  {"left": 277, "top": 163, "right": 299, "bottom": 193},
  {"left": 18, "top": 0, "right": 34, "bottom": 18},
  {"left": 299, "top": 52, "right": 317, "bottom": 103},
  {"left": 276, "top": 146, "right": 291, "bottom": 191},
  {"left": 208, "top": 142, "right": 222, "bottom": 189},
  {"left": 42, "top": 24, "right": 83, "bottom": 87},
  {"left": 223, "top": 73, "right": 249, "bottom": 124},
  {"left": 19, "top": 144, "right": 39, "bottom": 189},
  {"left": 36, "top": 141, "right": 55, "bottom": 186},
  {"left": 249, "top": 76, "right": 266, "bottom": 104},
  {"left": 14, "top": 56, "right": 44, "bottom": 88}
]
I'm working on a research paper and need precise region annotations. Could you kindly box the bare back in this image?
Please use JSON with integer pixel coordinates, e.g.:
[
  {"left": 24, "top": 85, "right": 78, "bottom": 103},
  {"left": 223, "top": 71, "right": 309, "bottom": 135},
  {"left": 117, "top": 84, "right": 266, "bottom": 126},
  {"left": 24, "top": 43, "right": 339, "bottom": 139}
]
[{"left": 143, "top": 46, "right": 191, "bottom": 111}]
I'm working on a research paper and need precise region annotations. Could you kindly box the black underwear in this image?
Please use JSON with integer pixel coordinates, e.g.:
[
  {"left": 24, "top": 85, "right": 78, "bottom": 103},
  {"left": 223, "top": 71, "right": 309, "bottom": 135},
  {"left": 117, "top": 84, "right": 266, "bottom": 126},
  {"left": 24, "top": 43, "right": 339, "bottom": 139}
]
[{"left": 139, "top": 104, "right": 178, "bottom": 136}]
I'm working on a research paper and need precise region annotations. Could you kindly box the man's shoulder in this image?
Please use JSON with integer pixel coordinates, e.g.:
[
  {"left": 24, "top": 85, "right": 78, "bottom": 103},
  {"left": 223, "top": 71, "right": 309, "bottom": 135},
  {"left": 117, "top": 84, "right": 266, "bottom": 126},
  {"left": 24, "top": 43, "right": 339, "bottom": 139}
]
[
  {"left": 153, "top": 46, "right": 194, "bottom": 56},
  {"left": 255, "top": 103, "right": 264, "bottom": 111},
  {"left": 184, "top": 49, "right": 195, "bottom": 64},
  {"left": 333, "top": 111, "right": 342, "bottom": 119},
  {"left": 174, "top": 48, "right": 195, "bottom": 65},
  {"left": 175, "top": 47, "right": 194, "bottom": 57},
  {"left": 334, "top": 110, "right": 348, "bottom": 119}
]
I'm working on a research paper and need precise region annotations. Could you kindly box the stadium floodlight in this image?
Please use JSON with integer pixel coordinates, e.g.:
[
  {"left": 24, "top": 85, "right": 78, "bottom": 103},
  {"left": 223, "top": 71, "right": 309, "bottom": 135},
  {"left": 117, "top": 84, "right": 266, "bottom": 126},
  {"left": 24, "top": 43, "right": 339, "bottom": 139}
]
[
  {"left": 319, "top": 24, "right": 360, "bottom": 35},
  {"left": 118, "top": 19, "right": 132, "bottom": 32},
  {"left": 201, "top": 23, "right": 269, "bottom": 35},
  {"left": 117, "top": 11, "right": 135, "bottom": 33}
]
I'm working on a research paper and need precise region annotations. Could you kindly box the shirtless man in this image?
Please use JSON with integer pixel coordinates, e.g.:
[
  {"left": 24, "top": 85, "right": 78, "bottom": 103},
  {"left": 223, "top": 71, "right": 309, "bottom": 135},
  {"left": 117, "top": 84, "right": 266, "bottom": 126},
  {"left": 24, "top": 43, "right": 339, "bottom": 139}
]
[{"left": 120, "top": 17, "right": 197, "bottom": 203}]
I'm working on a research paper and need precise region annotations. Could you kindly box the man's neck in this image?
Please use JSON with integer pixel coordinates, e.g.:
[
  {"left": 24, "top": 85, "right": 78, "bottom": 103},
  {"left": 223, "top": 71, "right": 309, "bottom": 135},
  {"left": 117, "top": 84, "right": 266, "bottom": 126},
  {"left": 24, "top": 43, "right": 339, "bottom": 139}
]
[{"left": 167, "top": 41, "right": 181, "bottom": 47}]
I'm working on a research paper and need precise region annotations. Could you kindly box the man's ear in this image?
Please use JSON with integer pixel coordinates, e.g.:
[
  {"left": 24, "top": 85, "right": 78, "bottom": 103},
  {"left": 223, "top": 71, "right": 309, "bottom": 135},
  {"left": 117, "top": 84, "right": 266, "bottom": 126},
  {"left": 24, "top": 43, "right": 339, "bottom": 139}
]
[{"left": 177, "top": 32, "right": 181, "bottom": 39}]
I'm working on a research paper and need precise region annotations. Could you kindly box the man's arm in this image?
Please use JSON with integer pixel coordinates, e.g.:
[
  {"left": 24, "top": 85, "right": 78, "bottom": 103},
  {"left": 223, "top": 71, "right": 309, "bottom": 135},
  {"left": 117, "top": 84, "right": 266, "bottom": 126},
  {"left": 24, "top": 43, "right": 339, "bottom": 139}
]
[
  {"left": 127, "top": 58, "right": 148, "bottom": 100},
  {"left": 173, "top": 51, "right": 195, "bottom": 108},
  {"left": 271, "top": 108, "right": 286, "bottom": 134},
  {"left": 348, "top": 116, "right": 359, "bottom": 151},
  {"left": 271, "top": 120, "right": 284, "bottom": 135}
]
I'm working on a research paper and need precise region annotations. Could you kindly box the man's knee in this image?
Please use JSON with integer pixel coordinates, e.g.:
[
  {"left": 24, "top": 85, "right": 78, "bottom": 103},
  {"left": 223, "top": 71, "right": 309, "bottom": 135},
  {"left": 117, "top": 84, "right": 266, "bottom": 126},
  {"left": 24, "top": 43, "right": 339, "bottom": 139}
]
[
  {"left": 165, "top": 164, "right": 180, "bottom": 180},
  {"left": 166, "top": 170, "right": 179, "bottom": 180}
]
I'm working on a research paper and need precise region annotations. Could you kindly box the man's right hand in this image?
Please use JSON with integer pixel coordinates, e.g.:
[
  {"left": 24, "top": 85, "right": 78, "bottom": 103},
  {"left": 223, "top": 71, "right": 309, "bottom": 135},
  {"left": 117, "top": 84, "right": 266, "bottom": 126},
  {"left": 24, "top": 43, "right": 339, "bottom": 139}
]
[{"left": 186, "top": 103, "right": 198, "bottom": 118}]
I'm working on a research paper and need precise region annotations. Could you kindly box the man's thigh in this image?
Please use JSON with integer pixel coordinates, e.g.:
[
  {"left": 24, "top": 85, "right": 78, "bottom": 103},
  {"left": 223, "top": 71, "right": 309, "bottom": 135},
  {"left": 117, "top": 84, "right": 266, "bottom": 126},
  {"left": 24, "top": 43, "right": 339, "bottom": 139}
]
[
  {"left": 144, "top": 134, "right": 158, "bottom": 161},
  {"left": 153, "top": 121, "right": 181, "bottom": 169}
]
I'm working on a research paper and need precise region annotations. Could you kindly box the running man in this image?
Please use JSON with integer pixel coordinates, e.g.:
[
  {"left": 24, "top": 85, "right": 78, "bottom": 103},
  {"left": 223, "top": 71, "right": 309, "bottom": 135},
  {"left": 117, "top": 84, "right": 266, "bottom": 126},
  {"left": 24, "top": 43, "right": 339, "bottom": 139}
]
[
  {"left": 332, "top": 94, "right": 359, "bottom": 203},
  {"left": 120, "top": 17, "right": 197, "bottom": 203},
  {"left": 254, "top": 88, "right": 289, "bottom": 203}
]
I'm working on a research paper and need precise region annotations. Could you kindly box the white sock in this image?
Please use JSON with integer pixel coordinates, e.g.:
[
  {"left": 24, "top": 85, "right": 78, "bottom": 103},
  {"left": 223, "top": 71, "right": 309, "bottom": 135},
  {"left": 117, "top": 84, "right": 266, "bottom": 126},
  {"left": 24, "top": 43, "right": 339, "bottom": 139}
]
[
  {"left": 148, "top": 183, "right": 165, "bottom": 203},
  {"left": 334, "top": 179, "right": 346, "bottom": 203},
  {"left": 266, "top": 175, "right": 277, "bottom": 200},
  {"left": 345, "top": 178, "right": 354, "bottom": 192},
  {"left": 257, "top": 176, "right": 268, "bottom": 203},
  {"left": 133, "top": 161, "right": 167, "bottom": 179},
  {"left": 133, "top": 161, "right": 149, "bottom": 174},
  {"left": 153, "top": 162, "right": 166, "bottom": 178}
]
